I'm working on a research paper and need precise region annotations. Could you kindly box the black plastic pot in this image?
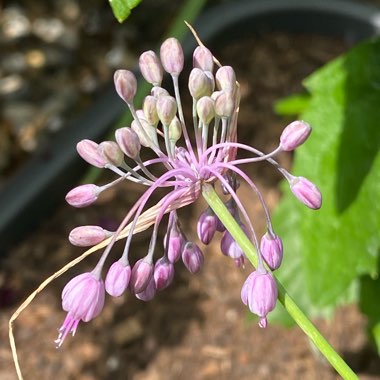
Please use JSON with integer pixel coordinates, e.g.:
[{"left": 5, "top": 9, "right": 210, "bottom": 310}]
[{"left": 1, "top": 0, "right": 380, "bottom": 254}]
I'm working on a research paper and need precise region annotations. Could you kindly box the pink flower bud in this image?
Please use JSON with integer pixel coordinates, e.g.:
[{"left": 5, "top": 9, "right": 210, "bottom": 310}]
[
  {"left": 241, "top": 270, "right": 277, "bottom": 328},
  {"left": 156, "top": 95, "right": 177, "bottom": 125},
  {"left": 114, "top": 69, "right": 137, "bottom": 103},
  {"left": 69, "top": 225, "right": 111, "bottom": 247},
  {"left": 221, "top": 223, "right": 248, "bottom": 259},
  {"left": 216, "top": 66, "right": 236, "bottom": 93},
  {"left": 165, "top": 222, "right": 185, "bottom": 263},
  {"left": 76, "top": 139, "right": 107, "bottom": 168},
  {"left": 135, "top": 275, "right": 156, "bottom": 301},
  {"left": 214, "top": 91, "right": 235, "bottom": 118},
  {"left": 182, "top": 242, "right": 204, "bottom": 274},
  {"left": 56, "top": 272, "right": 105, "bottom": 347},
  {"left": 193, "top": 46, "right": 214, "bottom": 72},
  {"left": 280, "top": 120, "right": 312, "bottom": 151},
  {"left": 196, "top": 96, "right": 215, "bottom": 125},
  {"left": 188, "top": 68, "right": 213, "bottom": 100},
  {"left": 260, "top": 232, "right": 283, "bottom": 270},
  {"left": 151, "top": 86, "right": 169, "bottom": 98},
  {"left": 98, "top": 141, "right": 124, "bottom": 167},
  {"left": 129, "top": 258, "right": 153, "bottom": 294},
  {"left": 105, "top": 260, "right": 131, "bottom": 297},
  {"left": 131, "top": 119, "right": 157, "bottom": 148},
  {"left": 115, "top": 127, "right": 141, "bottom": 159},
  {"left": 154, "top": 257, "right": 174, "bottom": 291},
  {"left": 160, "top": 37, "right": 184, "bottom": 76},
  {"left": 169, "top": 116, "right": 182, "bottom": 142},
  {"left": 65, "top": 184, "right": 99, "bottom": 208},
  {"left": 139, "top": 50, "right": 163, "bottom": 86},
  {"left": 290, "top": 176, "right": 322, "bottom": 210},
  {"left": 197, "top": 207, "right": 217, "bottom": 245},
  {"left": 143, "top": 95, "right": 159, "bottom": 125}
]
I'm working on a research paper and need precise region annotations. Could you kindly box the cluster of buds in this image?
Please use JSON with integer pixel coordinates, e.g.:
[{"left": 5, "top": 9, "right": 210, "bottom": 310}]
[{"left": 56, "top": 36, "right": 321, "bottom": 347}]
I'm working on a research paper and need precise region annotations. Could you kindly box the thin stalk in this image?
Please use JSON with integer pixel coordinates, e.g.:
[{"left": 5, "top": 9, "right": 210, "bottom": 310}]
[{"left": 201, "top": 183, "right": 358, "bottom": 380}]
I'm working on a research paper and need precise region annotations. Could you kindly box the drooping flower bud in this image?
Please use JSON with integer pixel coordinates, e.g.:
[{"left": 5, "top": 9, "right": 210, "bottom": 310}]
[
  {"left": 182, "top": 242, "right": 204, "bottom": 274},
  {"left": 114, "top": 69, "right": 137, "bottom": 103},
  {"left": 76, "top": 139, "right": 107, "bottom": 168},
  {"left": 280, "top": 120, "right": 312, "bottom": 151},
  {"left": 143, "top": 95, "right": 159, "bottom": 125},
  {"left": 221, "top": 223, "right": 248, "bottom": 260},
  {"left": 131, "top": 119, "right": 157, "bottom": 148},
  {"left": 188, "top": 68, "right": 213, "bottom": 100},
  {"left": 193, "top": 45, "right": 214, "bottom": 72},
  {"left": 139, "top": 50, "right": 163, "bottom": 86},
  {"left": 154, "top": 257, "right": 175, "bottom": 291},
  {"left": 215, "top": 66, "right": 236, "bottom": 93},
  {"left": 98, "top": 141, "right": 124, "bottom": 167},
  {"left": 165, "top": 221, "right": 185, "bottom": 263},
  {"left": 115, "top": 127, "right": 141, "bottom": 159},
  {"left": 156, "top": 95, "right": 177, "bottom": 125},
  {"left": 214, "top": 91, "right": 235, "bottom": 118},
  {"left": 55, "top": 272, "right": 105, "bottom": 347},
  {"left": 69, "top": 225, "right": 111, "bottom": 247},
  {"left": 169, "top": 116, "right": 182, "bottom": 142},
  {"left": 151, "top": 86, "right": 169, "bottom": 98},
  {"left": 197, "top": 207, "right": 218, "bottom": 245},
  {"left": 135, "top": 275, "right": 156, "bottom": 301},
  {"left": 196, "top": 96, "right": 215, "bottom": 125},
  {"left": 160, "top": 37, "right": 184, "bottom": 76},
  {"left": 241, "top": 270, "right": 277, "bottom": 328},
  {"left": 105, "top": 260, "right": 131, "bottom": 297},
  {"left": 289, "top": 176, "right": 322, "bottom": 210},
  {"left": 65, "top": 184, "right": 99, "bottom": 208},
  {"left": 260, "top": 232, "right": 283, "bottom": 270},
  {"left": 129, "top": 258, "right": 153, "bottom": 294}
]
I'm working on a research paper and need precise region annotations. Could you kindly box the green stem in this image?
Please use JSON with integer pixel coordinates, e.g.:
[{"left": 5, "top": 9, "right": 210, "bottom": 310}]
[{"left": 202, "top": 183, "right": 358, "bottom": 380}]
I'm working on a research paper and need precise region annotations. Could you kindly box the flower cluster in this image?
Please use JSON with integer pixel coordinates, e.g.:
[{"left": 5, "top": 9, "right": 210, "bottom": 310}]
[{"left": 56, "top": 37, "right": 321, "bottom": 347}]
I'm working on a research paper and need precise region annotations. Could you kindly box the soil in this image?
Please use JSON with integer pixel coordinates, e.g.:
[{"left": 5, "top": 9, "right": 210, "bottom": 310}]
[{"left": 1, "top": 26, "right": 380, "bottom": 380}]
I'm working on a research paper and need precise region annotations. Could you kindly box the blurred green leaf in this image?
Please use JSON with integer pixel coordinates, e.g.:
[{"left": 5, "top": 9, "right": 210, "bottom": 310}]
[
  {"left": 273, "top": 38, "right": 380, "bottom": 322},
  {"left": 274, "top": 93, "right": 310, "bottom": 116},
  {"left": 109, "top": 0, "right": 142, "bottom": 23}
]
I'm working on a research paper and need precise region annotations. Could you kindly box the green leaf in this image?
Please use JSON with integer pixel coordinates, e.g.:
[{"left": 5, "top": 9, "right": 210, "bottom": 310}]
[
  {"left": 274, "top": 93, "right": 310, "bottom": 116},
  {"left": 109, "top": 0, "right": 142, "bottom": 23},
  {"left": 273, "top": 38, "right": 380, "bottom": 316}
]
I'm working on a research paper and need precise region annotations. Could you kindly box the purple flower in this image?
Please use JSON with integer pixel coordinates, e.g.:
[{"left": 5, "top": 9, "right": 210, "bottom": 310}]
[
  {"left": 55, "top": 272, "right": 105, "bottom": 347},
  {"left": 197, "top": 207, "right": 218, "bottom": 245},
  {"left": 182, "top": 242, "right": 204, "bottom": 274},
  {"left": 241, "top": 270, "right": 277, "bottom": 328},
  {"left": 105, "top": 260, "right": 131, "bottom": 297},
  {"left": 289, "top": 176, "right": 322, "bottom": 210}
]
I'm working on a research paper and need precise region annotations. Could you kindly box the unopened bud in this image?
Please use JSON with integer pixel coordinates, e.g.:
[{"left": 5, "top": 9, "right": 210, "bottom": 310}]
[
  {"left": 69, "top": 225, "right": 111, "bottom": 247},
  {"left": 216, "top": 66, "right": 236, "bottom": 93},
  {"left": 214, "top": 91, "right": 235, "bottom": 118},
  {"left": 99, "top": 141, "right": 124, "bottom": 167},
  {"left": 280, "top": 120, "right": 311, "bottom": 151},
  {"left": 143, "top": 95, "right": 159, "bottom": 125},
  {"left": 196, "top": 96, "right": 215, "bottom": 125},
  {"left": 197, "top": 207, "right": 217, "bottom": 245},
  {"left": 154, "top": 257, "right": 174, "bottom": 291},
  {"left": 151, "top": 86, "right": 169, "bottom": 98},
  {"left": 182, "top": 242, "right": 204, "bottom": 274},
  {"left": 188, "top": 68, "right": 213, "bottom": 100},
  {"left": 156, "top": 95, "right": 177, "bottom": 125},
  {"left": 193, "top": 46, "right": 214, "bottom": 71},
  {"left": 105, "top": 260, "right": 131, "bottom": 297},
  {"left": 160, "top": 37, "right": 184, "bottom": 76},
  {"left": 169, "top": 116, "right": 182, "bottom": 142},
  {"left": 221, "top": 223, "right": 248, "bottom": 259},
  {"left": 115, "top": 127, "right": 141, "bottom": 159},
  {"left": 65, "top": 184, "right": 99, "bottom": 208},
  {"left": 165, "top": 222, "right": 185, "bottom": 263},
  {"left": 76, "top": 139, "right": 107, "bottom": 168},
  {"left": 135, "top": 275, "right": 156, "bottom": 301},
  {"left": 260, "top": 232, "right": 283, "bottom": 270},
  {"left": 129, "top": 258, "right": 153, "bottom": 294},
  {"left": 241, "top": 270, "right": 277, "bottom": 328},
  {"left": 114, "top": 70, "right": 137, "bottom": 103},
  {"left": 139, "top": 50, "right": 163, "bottom": 86},
  {"left": 131, "top": 119, "right": 157, "bottom": 148},
  {"left": 289, "top": 176, "right": 322, "bottom": 210}
]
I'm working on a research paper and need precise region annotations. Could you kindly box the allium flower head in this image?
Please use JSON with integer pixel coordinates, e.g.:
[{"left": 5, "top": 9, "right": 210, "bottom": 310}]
[{"left": 58, "top": 35, "right": 322, "bottom": 345}]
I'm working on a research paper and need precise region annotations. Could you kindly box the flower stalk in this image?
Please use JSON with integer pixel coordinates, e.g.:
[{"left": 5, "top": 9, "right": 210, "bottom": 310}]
[{"left": 202, "top": 182, "right": 358, "bottom": 380}]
